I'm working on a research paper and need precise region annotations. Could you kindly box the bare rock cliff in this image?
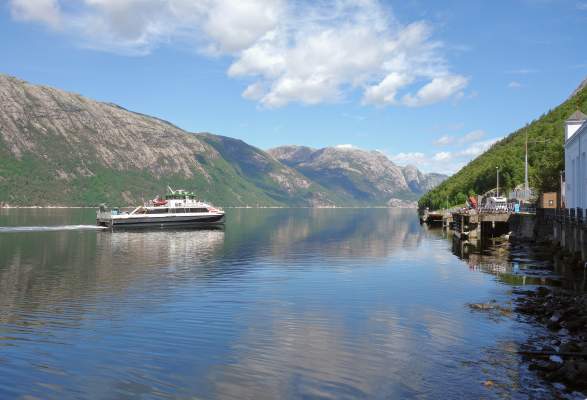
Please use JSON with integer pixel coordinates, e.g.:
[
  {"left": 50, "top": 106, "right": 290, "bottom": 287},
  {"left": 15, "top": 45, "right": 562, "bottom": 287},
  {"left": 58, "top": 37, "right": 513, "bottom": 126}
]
[
  {"left": 269, "top": 145, "right": 447, "bottom": 204},
  {"left": 0, "top": 75, "right": 324, "bottom": 206}
]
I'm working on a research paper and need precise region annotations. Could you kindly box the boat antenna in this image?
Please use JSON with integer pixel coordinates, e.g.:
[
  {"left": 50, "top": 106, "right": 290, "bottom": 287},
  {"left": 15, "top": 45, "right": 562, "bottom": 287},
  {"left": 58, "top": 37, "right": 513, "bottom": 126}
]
[{"left": 167, "top": 186, "right": 175, "bottom": 195}]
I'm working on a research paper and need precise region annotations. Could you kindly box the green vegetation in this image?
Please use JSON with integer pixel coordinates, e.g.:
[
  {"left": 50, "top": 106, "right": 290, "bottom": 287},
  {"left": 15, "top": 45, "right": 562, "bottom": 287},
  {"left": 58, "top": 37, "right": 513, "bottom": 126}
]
[
  {"left": 1, "top": 73, "right": 446, "bottom": 208},
  {"left": 0, "top": 128, "right": 335, "bottom": 207},
  {"left": 419, "top": 85, "right": 587, "bottom": 210}
]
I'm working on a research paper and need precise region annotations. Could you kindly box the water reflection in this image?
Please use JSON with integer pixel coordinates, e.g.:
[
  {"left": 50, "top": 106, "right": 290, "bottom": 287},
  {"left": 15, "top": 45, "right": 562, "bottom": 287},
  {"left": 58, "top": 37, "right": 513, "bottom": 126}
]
[
  {"left": 224, "top": 208, "right": 426, "bottom": 262},
  {"left": 0, "top": 209, "right": 422, "bottom": 325},
  {"left": 0, "top": 209, "right": 557, "bottom": 399},
  {"left": 208, "top": 304, "right": 477, "bottom": 400},
  {"left": 450, "top": 236, "right": 565, "bottom": 288},
  {"left": 0, "top": 229, "right": 225, "bottom": 325}
]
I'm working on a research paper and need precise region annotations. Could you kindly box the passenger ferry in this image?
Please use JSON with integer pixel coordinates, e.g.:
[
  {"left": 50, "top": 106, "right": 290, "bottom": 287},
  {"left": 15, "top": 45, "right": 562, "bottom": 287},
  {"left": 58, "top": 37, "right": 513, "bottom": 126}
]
[{"left": 96, "top": 187, "right": 225, "bottom": 229}]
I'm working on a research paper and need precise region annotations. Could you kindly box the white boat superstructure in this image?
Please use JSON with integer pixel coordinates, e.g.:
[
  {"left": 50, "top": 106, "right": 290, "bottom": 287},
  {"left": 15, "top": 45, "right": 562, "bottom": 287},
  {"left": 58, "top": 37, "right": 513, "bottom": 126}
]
[{"left": 96, "top": 187, "right": 225, "bottom": 229}]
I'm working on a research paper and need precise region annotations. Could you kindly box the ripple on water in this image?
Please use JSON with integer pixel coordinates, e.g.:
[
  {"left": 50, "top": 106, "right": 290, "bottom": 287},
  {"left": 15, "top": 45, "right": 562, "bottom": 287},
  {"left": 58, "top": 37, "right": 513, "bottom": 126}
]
[
  {"left": 0, "top": 225, "right": 106, "bottom": 233},
  {"left": 0, "top": 208, "right": 564, "bottom": 399}
]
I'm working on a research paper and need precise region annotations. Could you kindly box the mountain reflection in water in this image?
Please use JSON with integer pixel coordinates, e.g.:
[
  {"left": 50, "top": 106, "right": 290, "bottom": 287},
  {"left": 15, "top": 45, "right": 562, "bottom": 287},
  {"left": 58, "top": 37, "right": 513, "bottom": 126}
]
[{"left": 0, "top": 208, "right": 559, "bottom": 399}]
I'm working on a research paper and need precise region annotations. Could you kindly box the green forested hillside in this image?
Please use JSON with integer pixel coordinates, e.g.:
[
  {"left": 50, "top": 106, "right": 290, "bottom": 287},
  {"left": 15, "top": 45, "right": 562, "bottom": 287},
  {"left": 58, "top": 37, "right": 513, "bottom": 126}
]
[{"left": 419, "top": 83, "right": 587, "bottom": 210}]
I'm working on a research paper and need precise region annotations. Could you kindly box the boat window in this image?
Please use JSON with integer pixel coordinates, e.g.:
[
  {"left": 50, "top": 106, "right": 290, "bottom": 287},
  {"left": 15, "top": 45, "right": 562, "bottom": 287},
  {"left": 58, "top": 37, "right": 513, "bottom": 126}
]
[
  {"left": 147, "top": 208, "right": 168, "bottom": 214},
  {"left": 170, "top": 208, "right": 190, "bottom": 213}
]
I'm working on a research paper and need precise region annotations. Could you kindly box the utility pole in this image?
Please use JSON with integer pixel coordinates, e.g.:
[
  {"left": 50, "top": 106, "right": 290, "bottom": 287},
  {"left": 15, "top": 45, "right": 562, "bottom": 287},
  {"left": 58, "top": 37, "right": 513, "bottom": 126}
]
[
  {"left": 523, "top": 133, "right": 548, "bottom": 199},
  {"left": 496, "top": 166, "right": 500, "bottom": 197}
]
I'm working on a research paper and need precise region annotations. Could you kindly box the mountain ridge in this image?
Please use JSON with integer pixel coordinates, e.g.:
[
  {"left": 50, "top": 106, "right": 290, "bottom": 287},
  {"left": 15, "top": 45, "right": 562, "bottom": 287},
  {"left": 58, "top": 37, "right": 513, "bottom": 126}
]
[
  {"left": 0, "top": 73, "right": 445, "bottom": 207},
  {"left": 0, "top": 73, "right": 326, "bottom": 206},
  {"left": 269, "top": 145, "right": 447, "bottom": 205}
]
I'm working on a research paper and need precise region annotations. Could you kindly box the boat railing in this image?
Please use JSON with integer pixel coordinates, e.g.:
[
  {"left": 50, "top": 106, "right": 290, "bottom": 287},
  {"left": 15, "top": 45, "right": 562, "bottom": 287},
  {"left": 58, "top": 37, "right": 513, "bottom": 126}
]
[
  {"left": 97, "top": 208, "right": 128, "bottom": 219},
  {"left": 96, "top": 209, "right": 113, "bottom": 219}
]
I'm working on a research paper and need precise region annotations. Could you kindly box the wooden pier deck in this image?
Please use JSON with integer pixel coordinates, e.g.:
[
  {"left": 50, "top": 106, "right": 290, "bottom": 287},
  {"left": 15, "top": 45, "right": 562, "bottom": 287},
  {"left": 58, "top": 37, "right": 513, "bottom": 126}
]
[
  {"left": 420, "top": 208, "right": 515, "bottom": 239},
  {"left": 449, "top": 211, "right": 511, "bottom": 239}
]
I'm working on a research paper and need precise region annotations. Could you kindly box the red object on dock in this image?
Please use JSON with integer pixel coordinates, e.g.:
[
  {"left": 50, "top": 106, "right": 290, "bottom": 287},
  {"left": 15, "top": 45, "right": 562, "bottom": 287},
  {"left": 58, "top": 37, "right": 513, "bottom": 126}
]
[{"left": 468, "top": 196, "right": 478, "bottom": 209}]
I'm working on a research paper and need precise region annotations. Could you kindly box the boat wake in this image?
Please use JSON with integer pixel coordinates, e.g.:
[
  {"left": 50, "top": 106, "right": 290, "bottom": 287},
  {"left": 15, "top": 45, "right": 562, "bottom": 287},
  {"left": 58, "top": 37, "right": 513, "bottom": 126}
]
[{"left": 0, "top": 225, "right": 107, "bottom": 233}]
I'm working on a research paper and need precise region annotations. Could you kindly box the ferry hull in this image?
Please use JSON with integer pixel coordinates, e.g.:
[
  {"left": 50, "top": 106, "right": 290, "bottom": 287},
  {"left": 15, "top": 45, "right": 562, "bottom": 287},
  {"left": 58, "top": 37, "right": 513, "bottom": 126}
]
[{"left": 97, "top": 214, "right": 225, "bottom": 229}]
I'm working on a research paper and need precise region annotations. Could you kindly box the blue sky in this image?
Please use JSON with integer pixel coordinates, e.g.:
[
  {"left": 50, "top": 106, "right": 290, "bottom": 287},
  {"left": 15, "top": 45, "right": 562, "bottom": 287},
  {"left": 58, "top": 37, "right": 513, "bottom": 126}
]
[{"left": 1, "top": 0, "right": 586, "bottom": 174}]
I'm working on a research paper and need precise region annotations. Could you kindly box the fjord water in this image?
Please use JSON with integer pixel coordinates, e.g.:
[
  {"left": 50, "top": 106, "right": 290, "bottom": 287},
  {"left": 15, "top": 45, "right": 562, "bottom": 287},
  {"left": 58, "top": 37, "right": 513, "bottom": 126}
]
[{"left": 0, "top": 208, "right": 551, "bottom": 399}]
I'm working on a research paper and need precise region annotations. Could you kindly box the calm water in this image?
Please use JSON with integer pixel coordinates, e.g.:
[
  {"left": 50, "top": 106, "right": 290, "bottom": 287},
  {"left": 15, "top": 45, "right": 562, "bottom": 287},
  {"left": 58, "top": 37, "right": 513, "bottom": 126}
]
[{"left": 0, "top": 208, "right": 560, "bottom": 399}]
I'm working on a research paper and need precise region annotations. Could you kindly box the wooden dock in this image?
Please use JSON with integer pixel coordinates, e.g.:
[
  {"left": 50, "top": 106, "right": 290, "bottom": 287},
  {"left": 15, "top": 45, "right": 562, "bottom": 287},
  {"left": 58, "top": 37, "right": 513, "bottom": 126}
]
[
  {"left": 420, "top": 207, "right": 515, "bottom": 239},
  {"left": 449, "top": 211, "right": 511, "bottom": 239}
]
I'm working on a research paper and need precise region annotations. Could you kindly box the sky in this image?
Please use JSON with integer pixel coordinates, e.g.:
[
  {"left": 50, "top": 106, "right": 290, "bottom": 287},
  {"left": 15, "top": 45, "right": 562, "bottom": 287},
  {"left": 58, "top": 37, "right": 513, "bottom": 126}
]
[{"left": 0, "top": 0, "right": 586, "bottom": 174}]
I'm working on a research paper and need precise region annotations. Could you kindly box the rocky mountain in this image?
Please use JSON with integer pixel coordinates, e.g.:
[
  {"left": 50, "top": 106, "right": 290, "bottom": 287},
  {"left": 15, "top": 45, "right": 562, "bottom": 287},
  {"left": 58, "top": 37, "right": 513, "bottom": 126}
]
[
  {"left": 0, "top": 74, "right": 446, "bottom": 207},
  {"left": 401, "top": 165, "right": 447, "bottom": 194},
  {"left": 268, "top": 145, "right": 447, "bottom": 205},
  {"left": 0, "top": 74, "right": 328, "bottom": 206}
]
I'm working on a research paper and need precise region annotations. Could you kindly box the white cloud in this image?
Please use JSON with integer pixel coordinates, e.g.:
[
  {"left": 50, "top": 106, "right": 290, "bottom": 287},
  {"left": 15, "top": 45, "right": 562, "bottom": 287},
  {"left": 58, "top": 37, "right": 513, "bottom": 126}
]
[
  {"left": 363, "top": 72, "right": 414, "bottom": 106},
  {"left": 454, "top": 138, "right": 500, "bottom": 157},
  {"left": 433, "top": 152, "right": 451, "bottom": 161},
  {"left": 388, "top": 151, "right": 460, "bottom": 174},
  {"left": 401, "top": 75, "right": 469, "bottom": 107},
  {"left": 9, "top": 0, "right": 468, "bottom": 108},
  {"left": 10, "top": 0, "right": 61, "bottom": 28},
  {"left": 9, "top": 0, "right": 282, "bottom": 55},
  {"left": 434, "top": 135, "right": 455, "bottom": 146},
  {"left": 433, "top": 129, "right": 485, "bottom": 147},
  {"left": 334, "top": 144, "right": 358, "bottom": 150},
  {"left": 389, "top": 136, "right": 501, "bottom": 174},
  {"left": 508, "top": 81, "right": 523, "bottom": 89},
  {"left": 200, "top": 0, "right": 283, "bottom": 53},
  {"left": 461, "top": 129, "right": 486, "bottom": 143},
  {"left": 242, "top": 82, "right": 266, "bottom": 101}
]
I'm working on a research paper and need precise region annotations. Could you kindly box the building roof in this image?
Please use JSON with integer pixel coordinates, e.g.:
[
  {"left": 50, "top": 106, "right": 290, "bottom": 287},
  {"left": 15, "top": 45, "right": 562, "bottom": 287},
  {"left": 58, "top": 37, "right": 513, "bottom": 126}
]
[{"left": 567, "top": 110, "right": 587, "bottom": 122}]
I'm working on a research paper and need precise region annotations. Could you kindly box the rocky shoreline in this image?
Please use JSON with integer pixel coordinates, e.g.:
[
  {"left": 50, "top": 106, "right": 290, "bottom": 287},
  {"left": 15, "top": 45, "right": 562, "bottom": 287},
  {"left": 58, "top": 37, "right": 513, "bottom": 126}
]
[
  {"left": 515, "top": 286, "right": 587, "bottom": 395},
  {"left": 461, "top": 233, "right": 587, "bottom": 397},
  {"left": 500, "top": 237, "right": 587, "bottom": 397}
]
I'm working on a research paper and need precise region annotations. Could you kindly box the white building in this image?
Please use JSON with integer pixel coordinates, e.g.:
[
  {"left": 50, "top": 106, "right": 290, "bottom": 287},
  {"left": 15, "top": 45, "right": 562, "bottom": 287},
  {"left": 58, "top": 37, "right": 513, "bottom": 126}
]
[{"left": 564, "top": 110, "right": 587, "bottom": 209}]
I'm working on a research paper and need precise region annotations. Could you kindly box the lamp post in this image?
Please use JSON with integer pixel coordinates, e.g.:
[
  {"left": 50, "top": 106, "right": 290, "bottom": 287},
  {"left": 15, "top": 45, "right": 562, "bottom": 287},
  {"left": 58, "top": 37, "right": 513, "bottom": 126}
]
[{"left": 496, "top": 166, "right": 500, "bottom": 197}]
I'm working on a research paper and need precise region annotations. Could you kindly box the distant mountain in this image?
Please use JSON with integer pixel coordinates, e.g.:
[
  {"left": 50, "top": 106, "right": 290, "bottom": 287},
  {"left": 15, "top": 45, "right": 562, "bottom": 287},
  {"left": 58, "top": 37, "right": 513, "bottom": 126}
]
[
  {"left": 269, "top": 145, "right": 447, "bottom": 205},
  {"left": 0, "top": 74, "right": 446, "bottom": 207},
  {"left": 0, "top": 74, "right": 329, "bottom": 206},
  {"left": 401, "top": 165, "right": 447, "bottom": 194},
  {"left": 419, "top": 76, "right": 587, "bottom": 210}
]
